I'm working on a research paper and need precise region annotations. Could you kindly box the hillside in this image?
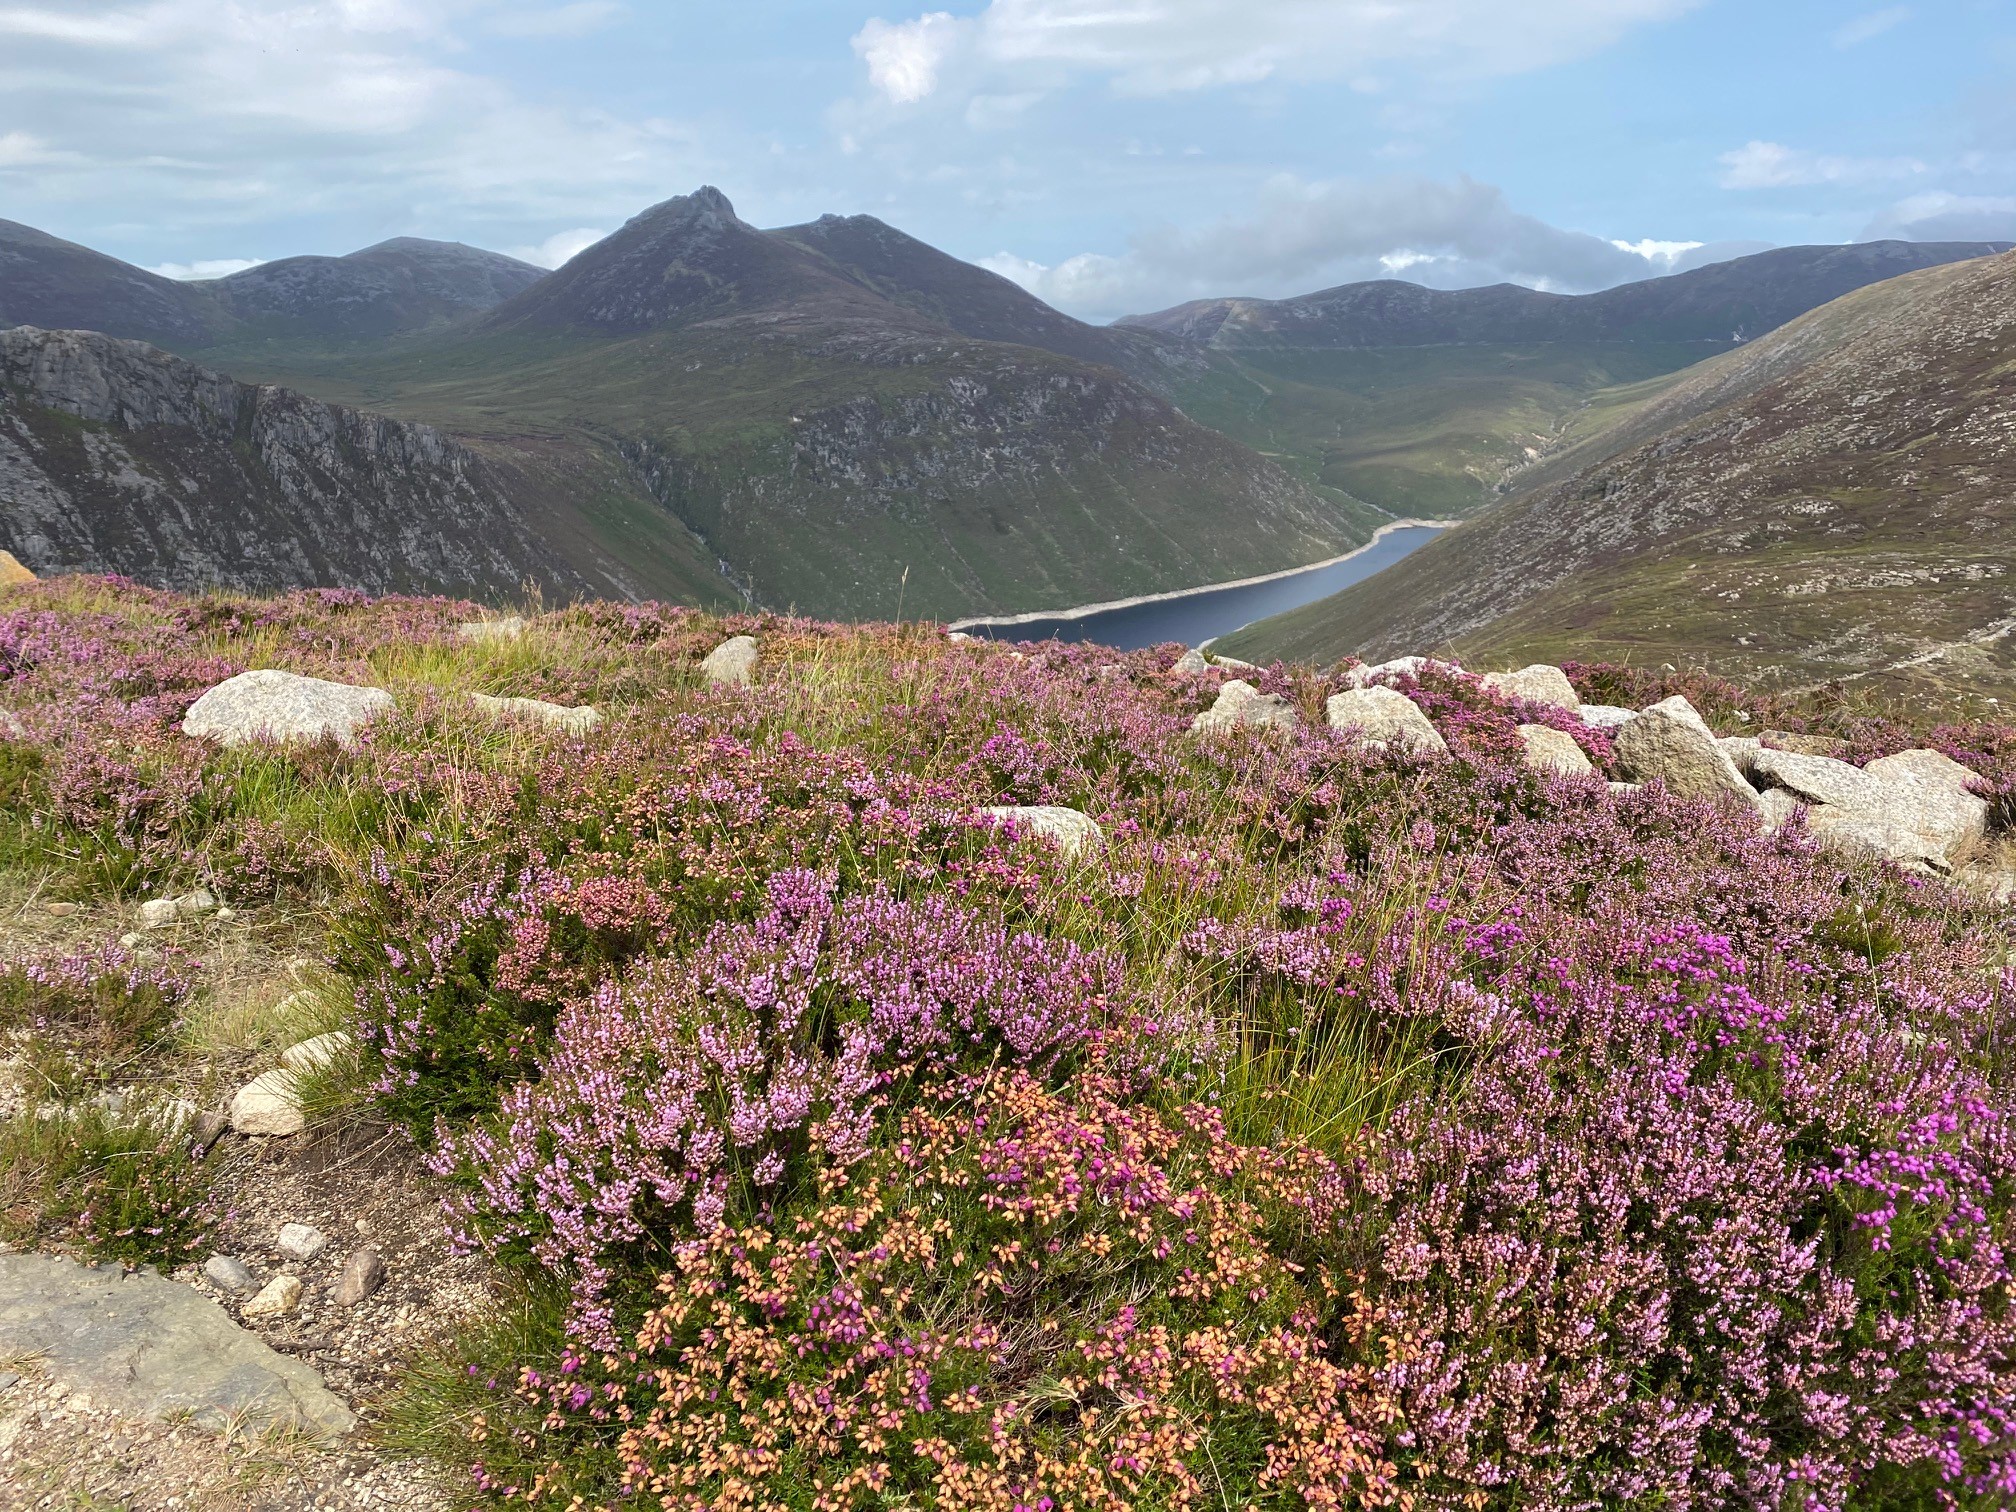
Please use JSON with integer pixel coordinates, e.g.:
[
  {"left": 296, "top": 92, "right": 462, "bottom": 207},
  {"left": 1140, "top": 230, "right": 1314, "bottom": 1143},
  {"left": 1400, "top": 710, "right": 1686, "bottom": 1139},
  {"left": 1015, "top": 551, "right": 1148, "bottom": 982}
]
[
  {"left": 3, "top": 575, "right": 2014, "bottom": 1506},
  {"left": 237, "top": 188, "right": 1374, "bottom": 621},
  {"left": 0, "top": 325, "right": 725, "bottom": 602},
  {"left": 1127, "top": 241, "right": 2010, "bottom": 517},
  {"left": 1219, "top": 249, "right": 2016, "bottom": 698},
  {"left": 201, "top": 239, "right": 546, "bottom": 344},
  {"left": 0, "top": 219, "right": 233, "bottom": 349}
]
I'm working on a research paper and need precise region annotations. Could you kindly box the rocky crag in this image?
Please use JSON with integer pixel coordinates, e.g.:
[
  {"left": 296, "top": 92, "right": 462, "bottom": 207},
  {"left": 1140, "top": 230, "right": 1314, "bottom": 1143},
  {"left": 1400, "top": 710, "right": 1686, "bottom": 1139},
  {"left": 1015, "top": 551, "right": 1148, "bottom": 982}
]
[{"left": 0, "top": 326, "right": 714, "bottom": 601}]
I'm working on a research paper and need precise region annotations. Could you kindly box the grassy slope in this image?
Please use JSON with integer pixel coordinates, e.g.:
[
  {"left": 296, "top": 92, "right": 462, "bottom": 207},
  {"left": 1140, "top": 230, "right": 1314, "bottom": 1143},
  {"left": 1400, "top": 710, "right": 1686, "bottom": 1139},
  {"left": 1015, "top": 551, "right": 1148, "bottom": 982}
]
[
  {"left": 1218, "top": 253, "right": 2016, "bottom": 701},
  {"left": 1164, "top": 342, "right": 1724, "bottom": 520},
  {"left": 209, "top": 322, "right": 1373, "bottom": 622}
]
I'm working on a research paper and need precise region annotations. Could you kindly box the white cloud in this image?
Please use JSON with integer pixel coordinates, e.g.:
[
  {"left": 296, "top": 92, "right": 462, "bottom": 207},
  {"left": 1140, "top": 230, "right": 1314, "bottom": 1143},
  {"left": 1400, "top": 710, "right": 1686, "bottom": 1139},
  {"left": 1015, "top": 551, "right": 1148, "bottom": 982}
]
[
  {"left": 1861, "top": 192, "right": 2016, "bottom": 242},
  {"left": 484, "top": 2, "right": 625, "bottom": 39},
  {"left": 0, "top": 1, "right": 709, "bottom": 243},
  {"left": 1833, "top": 7, "right": 1911, "bottom": 48},
  {"left": 854, "top": 0, "right": 1703, "bottom": 103},
  {"left": 506, "top": 226, "right": 607, "bottom": 267},
  {"left": 145, "top": 256, "right": 266, "bottom": 280},
  {"left": 1718, "top": 140, "right": 1927, "bottom": 189},
  {"left": 0, "top": 130, "right": 70, "bottom": 167},
  {"left": 853, "top": 13, "right": 960, "bottom": 105},
  {"left": 979, "top": 174, "right": 1742, "bottom": 322}
]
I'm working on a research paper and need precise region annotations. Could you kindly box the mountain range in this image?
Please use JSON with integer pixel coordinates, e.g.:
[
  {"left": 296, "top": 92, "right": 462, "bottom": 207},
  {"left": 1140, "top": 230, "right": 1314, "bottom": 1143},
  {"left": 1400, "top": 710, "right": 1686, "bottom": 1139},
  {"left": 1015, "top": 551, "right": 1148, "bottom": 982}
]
[
  {"left": 1219, "top": 247, "right": 2016, "bottom": 701},
  {"left": 2, "top": 193, "right": 2009, "bottom": 625}
]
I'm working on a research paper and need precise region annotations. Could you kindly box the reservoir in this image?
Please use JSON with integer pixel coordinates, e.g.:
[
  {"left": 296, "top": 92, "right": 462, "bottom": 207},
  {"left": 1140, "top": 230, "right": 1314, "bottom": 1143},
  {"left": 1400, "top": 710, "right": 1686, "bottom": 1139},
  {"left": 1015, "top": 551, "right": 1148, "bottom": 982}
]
[{"left": 951, "top": 522, "right": 1447, "bottom": 652}]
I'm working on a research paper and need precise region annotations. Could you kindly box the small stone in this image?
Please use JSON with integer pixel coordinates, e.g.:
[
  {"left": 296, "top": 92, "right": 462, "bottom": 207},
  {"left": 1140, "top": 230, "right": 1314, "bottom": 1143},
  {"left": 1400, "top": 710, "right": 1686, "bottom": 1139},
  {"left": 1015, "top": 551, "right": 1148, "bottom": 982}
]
[
  {"left": 203, "top": 1256, "right": 258, "bottom": 1295},
  {"left": 241, "top": 1275, "right": 303, "bottom": 1319},
  {"left": 0, "top": 709, "right": 23, "bottom": 740},
  {"left": 229, "top": 1069, "right": 305, "bottom": 1138},
  {"left": 946, "top": 631, "right": 975, "bottom": 644},
  {"left": 468, "top": 692, "right": 602, "bottom": 735},
  {"left": 1483, "top": 665, "right": 1581, "bottom": 712},
  {"left": 189, "top": 1109, "right": 229, "bottom": 1154},
  {"left": 214, "top": 906, "right": 237, "bottom": 922},
  {"left": 171, "top": 888, "right": 217, "bottom": 919},
  {"left": 1517, "top": 724, "right": 1594, "bottom": 776},
  {"left": 280, "top": 1030, "right": 357, "bottom": 1073},
  {"left": 1209, "top": 653, "right": 1258, "bottom": 672},
  {"left": 1325, "top": 686, "right": 1449, "bottom": 757},
  {"left": 1171, "top": 648, "right": 1210, "bottom": 676},
  {"left": 699, "top": 635, "right": 759, "bottom": 687},
  {"left": 1191, "top": 679, "right": 1299, "bottom": 735},
  {"left": 455, "top": 616, "right": 527, "bottom": 642},
  {"left": 331, "top": 1249, "right": 386, "bottom": 1307},
  {"left": 1608, "top": 781, "right": 1642, "bottom": 795},
  {"left": 119, "top": 931, "right": 144, "bottom": 949},
  {"left": 1578, "top": 704, "right": 1638, "bottom": 729},
  {"left": 137, "top": 899, "right": 179, "bottom": 930},
  {"left": 276, "top": 1224, "right": 328, "bottom": 1263},
  {"left": 44, "top": 901, "right": 78, "bottom": 918},
  {"left": 975, "top": 805, "right": 1104, "bottom": 859}
]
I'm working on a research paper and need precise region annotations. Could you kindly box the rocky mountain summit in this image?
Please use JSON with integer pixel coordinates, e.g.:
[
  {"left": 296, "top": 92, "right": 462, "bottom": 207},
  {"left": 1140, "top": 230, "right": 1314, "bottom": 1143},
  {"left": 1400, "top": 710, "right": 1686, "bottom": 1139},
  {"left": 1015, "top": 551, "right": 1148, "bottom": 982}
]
[
  {"left": 204, "top": 238, "right": 546, "bottom": 342},
  {"left": 1222, "top": 248, "right": 2016, "bottom": 698}
]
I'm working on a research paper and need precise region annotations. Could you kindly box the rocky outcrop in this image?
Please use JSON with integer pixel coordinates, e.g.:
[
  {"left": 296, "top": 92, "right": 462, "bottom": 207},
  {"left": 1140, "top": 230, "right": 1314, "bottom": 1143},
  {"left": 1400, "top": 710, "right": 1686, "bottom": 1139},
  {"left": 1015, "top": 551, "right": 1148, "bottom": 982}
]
[
  {"left": 0, "top": 1254, "right": 352, "bottom": 1436},
  {"left": 1752, "top": 746, "right": 1988, "bottom": 872},
  {"left": 1192, "top": 679, "right": 1299, "bottom": 735},
  {"left": 1612, "top": 696, "right": 1763, "bottom": 813},
  {"left": 183, "top": 670, "right": 393, "bottom": 748},
  {"left": 0, "top": 327, "right": 636, "bottom": 600},
  {"left": 1325, "top": 687, "right": 1449, "bottom": 757},
  {"left": 1483, "top": 665, "right": 1580, "bottom": 711}
]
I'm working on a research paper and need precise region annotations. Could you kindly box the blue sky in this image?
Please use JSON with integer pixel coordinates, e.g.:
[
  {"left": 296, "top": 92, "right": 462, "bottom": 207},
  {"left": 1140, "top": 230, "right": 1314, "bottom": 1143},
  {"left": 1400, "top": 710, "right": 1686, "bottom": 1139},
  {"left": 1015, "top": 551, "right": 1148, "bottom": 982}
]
[{"left": 2, "top": 0, "right": 2011, "bottom": 320}]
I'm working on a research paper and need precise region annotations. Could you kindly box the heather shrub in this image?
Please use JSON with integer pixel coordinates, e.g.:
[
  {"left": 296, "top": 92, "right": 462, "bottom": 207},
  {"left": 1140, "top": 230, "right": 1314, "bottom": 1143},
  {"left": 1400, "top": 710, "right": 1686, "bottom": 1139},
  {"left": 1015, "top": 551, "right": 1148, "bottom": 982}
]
[
  {"left": 432, "top": 871, "right": 1137, "bottom": 1345},
  {"left": 450, "top": 1071, "right": 1401, "bottom": 1512},
  {"left": 0, "top": 944, "right": 198, "bottom": 1061},
  {"left": 0, "top": 1099, "right": 217, "bottom": 1266}
]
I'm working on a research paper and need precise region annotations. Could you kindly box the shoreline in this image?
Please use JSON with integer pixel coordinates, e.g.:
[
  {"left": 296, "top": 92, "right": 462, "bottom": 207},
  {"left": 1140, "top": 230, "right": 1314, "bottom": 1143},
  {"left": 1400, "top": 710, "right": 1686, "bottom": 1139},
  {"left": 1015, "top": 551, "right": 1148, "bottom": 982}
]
[{"left": 945, "top": 517, "right": 1460, "bottom": 632}]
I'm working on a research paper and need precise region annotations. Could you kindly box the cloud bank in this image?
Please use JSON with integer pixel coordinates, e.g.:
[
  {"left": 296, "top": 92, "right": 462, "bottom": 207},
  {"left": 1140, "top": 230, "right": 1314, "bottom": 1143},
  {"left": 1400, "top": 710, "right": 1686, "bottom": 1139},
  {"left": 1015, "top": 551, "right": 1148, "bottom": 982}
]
[{"left": 979, "top": 175, "right": 1763, "bottom": 322}]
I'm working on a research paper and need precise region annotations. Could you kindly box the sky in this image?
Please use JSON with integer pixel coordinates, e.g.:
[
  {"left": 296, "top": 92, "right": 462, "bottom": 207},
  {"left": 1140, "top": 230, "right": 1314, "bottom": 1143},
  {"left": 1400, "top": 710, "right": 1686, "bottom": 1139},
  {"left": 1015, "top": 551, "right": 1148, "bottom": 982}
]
[{"left": 2, "top": 0, "right": 2012, "bottom": 322}]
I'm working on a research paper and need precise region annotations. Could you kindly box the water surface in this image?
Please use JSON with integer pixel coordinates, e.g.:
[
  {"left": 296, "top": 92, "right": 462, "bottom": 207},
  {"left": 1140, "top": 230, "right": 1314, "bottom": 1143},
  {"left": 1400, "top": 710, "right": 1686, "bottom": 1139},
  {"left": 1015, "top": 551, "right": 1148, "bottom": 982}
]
[{"left": 955, "top": 524, "right": 1445, "bottom": 652}]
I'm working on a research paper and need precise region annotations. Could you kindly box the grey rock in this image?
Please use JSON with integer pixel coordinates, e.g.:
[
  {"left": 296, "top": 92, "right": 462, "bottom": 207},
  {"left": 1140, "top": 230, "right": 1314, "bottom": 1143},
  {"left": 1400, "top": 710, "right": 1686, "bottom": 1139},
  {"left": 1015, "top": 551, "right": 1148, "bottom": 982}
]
[
  {"left": 279, "top": 1030, "right": 356, "bottom": 1074},
  {"left": 276, "top": 1223, "right": 327, "bottom": 1263},
  {"left": 700, "top": 635, "right": 759, "bottom": 686},
  {"left": 137, "top": 898, "right": 179, "bottom": 930},
  {"left": 1343, "top": 655, "right": 1457, "bottom": 689},
  {"left": 1804, "top": 807, "right": 1948, "bottom": 873},
  {"left": 1482, "top": 665, "right": 1581, "bottom": 711},
  {"left": 1517, "top": 724, "right": 1594, "bottom": 776},
  {"left": 1325, "top": 686, "right": 1449, "bottom": 757},
  {"left": 1754, "top": 747, "right": 1987, "bottom": 871},
  {"left": 1611, "top": 696, "right": 1762, "bottom": 813},
  {"left": 976, "top": 805, "right": 1104, "bottom": 859},
  {"left": 468, "top": 692, "right": 601, "bottom": 736},
  {"left": 1191, "top": 678, "right": 1299, "bottom": 735},
  {"left": 1758, "top": 788, "right": 1804, "bottom": 833},
  {"left": 1719, "top": 737, "right": 1763, "bottom": 776},
  {"left": 945, "top": 631, "right": 975, "bottom": 644},
  {"left": 1759, "top": 729, "right": 1852, "bottom": 759},
  {"left": 331, "top": 1249, "right": 386, "bottom": 1307},
  {"left": 0, "top": 708, "right": 23, "bottom": 740},
  {"left": 1578, "top": 704, "right": 1638, "bottom": 729},
  {"left": 1608, "top": 780, "right": 1643, "bottom": 795},
  {"left": 1209, "top": 653, "right": 1258, "bottom": 672},
  {"left": 229, "top": 1068, "right": 305, "bottom": 1138},
  {"left": 0, "top": 1253, "right": 352, "bottom": 1436},
  {"left": 44, "top": 901, "right": 77, "bottom": 918},
  {"left": 242, "top": 1275, "right": 303, "bottom": 1320},
  {"left": 454, "top": 616, "right": 527, "bottom": 642},
  {"left": 203, "top": 1255, "right": 258, "bottom": 1295},
  {"left": 1171, "top": 648, "right": 1210, "bottom": 675},
  {"left": 0, "top": 1370, "right": 18, "bottom": 1391},
  {"left": 183, "top": 670, "right": 393, "bottom": 749}
]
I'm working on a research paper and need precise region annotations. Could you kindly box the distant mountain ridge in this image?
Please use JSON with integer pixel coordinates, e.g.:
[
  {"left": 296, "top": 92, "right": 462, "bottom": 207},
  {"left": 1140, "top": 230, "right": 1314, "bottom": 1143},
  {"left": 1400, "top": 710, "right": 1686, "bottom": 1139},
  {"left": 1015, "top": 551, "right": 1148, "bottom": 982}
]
[
  {"left": 0, "top": 220, "right": 544, "bottom": 351},
  {"left": 1120, "top": 241, "right": 2013, "bottom": 350},
  {"left": 1218, "top": 249, "right": 2016, "bottom": 699}
]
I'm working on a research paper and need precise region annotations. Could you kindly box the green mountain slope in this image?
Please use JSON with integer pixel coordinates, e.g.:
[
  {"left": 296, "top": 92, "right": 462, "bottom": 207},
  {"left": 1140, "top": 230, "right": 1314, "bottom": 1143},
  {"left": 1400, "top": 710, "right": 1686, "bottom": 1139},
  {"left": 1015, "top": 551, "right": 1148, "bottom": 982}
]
[
  {"left": 1130, "top": 241, "right": 2010, "bottom": 519},
  {"left": 224, "top": 189, "right": 1376, "bottom": 621},
  {"left": 1219, "top": 249, "right": 2016, "bottom": 700}
]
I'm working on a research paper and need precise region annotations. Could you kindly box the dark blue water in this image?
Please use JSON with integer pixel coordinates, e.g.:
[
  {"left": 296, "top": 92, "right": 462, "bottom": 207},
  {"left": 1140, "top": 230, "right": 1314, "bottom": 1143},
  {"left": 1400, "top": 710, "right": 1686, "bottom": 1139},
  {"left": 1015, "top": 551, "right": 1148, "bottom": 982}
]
[{"left": 954, "top": 524, "right": 1445, "bottom": 652}]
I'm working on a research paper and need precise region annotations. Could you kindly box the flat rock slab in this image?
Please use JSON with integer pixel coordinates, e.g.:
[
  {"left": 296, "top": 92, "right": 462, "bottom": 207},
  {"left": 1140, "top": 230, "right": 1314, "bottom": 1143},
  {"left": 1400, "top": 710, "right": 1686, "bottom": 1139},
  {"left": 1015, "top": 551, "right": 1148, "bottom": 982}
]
[
  {"left": 183, "top": 670, "right": 393, "bottom": 749},
  {"left": 0, "top": 1254, "right": 353, "bottom": 1438}
]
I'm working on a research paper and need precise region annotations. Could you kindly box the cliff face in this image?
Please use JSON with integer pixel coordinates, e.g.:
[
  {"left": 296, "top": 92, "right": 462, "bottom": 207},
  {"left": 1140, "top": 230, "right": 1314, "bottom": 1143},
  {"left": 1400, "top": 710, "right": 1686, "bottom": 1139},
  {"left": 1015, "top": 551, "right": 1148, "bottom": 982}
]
[{"left": 0, "top": 326, "right": 632, "bottom": 600}]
